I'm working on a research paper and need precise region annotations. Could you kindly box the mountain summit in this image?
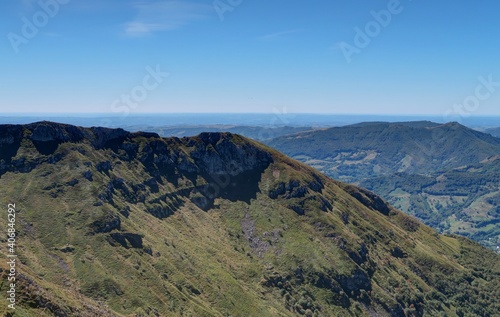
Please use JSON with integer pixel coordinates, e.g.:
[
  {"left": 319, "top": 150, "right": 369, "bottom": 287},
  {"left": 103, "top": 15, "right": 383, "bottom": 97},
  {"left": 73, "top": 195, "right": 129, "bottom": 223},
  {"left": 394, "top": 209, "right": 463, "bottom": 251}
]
[{"left": 0, "top": 122, "right": 498, "bottom": 316}]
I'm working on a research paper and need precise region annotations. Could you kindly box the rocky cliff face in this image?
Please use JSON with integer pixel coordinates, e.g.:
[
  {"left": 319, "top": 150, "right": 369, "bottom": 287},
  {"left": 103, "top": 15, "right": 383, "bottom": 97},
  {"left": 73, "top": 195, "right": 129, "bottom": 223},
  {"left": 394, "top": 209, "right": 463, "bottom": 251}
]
[
  {"left": 0, "top": 122, "right": 277, "bottom": 215},
  {"left": 0, "top": 122, "right": 272, "bottom": 180},
  {"left": 0, "top": 124, "right": 24, "bottom": 164}
]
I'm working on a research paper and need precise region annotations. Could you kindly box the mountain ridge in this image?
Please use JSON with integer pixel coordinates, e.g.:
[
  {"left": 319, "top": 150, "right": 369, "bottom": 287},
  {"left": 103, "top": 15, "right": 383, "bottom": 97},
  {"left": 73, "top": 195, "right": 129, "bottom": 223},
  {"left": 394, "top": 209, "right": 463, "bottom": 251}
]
[{"left": 266, "top": 122, "right": 500, "bottom": 181}]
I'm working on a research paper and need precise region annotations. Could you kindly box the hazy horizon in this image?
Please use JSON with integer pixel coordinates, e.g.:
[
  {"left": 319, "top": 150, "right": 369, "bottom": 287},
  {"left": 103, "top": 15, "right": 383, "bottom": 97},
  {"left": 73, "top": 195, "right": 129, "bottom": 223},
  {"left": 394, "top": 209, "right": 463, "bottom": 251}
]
[{"left": 1, "top": 112, "right": 499, "bottom": 129}]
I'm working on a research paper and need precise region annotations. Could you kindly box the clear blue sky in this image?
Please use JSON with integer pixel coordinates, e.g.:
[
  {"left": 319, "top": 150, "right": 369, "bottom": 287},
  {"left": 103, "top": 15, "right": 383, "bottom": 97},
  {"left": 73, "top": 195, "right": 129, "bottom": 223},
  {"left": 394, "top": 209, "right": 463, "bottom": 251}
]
[{"left": 2, "top": 0, "right": 500, "bottom": 116}]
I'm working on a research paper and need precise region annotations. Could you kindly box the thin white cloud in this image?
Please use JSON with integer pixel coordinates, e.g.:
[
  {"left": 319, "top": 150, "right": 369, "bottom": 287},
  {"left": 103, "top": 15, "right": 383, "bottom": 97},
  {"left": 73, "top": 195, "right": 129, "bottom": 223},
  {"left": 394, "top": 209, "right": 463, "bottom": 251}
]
[
  {"left": 124, "top": 1, "right": 211, "bottom": 37},
  {"left": 257, "top": 29, "right": 304, "bottom": 41}
]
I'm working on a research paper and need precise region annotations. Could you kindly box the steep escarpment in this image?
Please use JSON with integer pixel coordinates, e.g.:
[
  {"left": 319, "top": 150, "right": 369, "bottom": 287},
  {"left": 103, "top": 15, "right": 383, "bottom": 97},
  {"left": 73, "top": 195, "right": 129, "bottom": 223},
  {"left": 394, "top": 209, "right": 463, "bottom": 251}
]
[{"left": 0, "top": 122, "right": 498, "bottom": 317}]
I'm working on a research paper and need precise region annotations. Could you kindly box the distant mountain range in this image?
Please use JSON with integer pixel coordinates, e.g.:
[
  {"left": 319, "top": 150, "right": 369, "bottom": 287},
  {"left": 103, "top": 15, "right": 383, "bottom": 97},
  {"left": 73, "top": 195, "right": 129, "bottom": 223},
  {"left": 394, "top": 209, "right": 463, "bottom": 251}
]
[
  {"left": 0, "top": 121, "right": 498, "bottom": 316},
  {"left": 266, "top": 121, "right": 500, "bottom": 250}
]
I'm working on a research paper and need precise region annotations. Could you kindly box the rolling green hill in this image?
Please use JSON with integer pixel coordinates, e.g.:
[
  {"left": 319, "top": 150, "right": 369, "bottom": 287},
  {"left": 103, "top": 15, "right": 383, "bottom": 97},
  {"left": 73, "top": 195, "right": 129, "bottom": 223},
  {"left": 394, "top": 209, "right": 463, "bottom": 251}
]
[
  {"left": 266, "top": 122, "right": 500, "bottom": 251},
  {"left": 0, "top": 122, "right": 499, "bottom": 316},
  {"left": 266, "top": 121, "right": 500, "bottom": 183}
]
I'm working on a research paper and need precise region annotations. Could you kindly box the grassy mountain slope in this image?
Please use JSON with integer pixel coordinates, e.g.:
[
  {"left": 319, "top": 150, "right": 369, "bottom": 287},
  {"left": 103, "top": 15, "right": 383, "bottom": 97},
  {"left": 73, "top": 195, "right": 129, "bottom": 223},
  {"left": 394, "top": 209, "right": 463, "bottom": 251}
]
[{"left": 0, "top": 122, "right": 498, "bottom": 317}]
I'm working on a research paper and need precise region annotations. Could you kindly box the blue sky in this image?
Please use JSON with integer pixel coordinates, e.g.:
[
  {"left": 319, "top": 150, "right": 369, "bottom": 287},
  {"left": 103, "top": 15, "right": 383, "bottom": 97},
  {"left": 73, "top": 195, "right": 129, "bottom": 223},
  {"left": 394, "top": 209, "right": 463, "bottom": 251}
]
[{"left": 1, "top": 0, "right": 500, "bottom": 116}]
